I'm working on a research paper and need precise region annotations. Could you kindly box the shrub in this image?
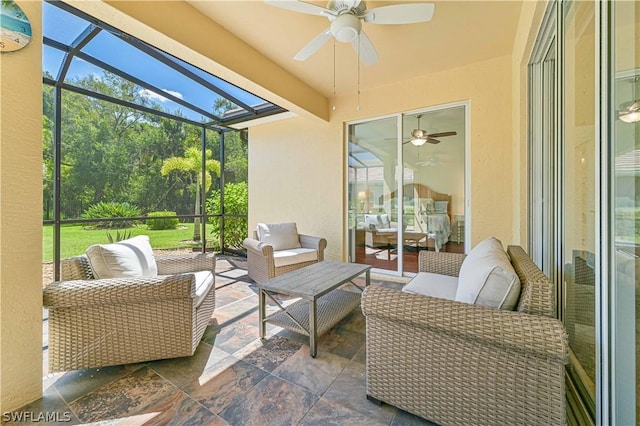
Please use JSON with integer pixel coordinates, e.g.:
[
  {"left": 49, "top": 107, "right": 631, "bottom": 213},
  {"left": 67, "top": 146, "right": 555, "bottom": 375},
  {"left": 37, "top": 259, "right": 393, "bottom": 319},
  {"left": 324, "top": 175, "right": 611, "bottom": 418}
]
[
  {"left": 106, "top": 229, "right": 132, "bottom": 243},
  {"left": 206, "top": 182, "right": 248, "bottom": 250},
  {"left": 146, "top": 211, "right": 180, "bottom": 230},
  {"left": 82, "top": 201, "right": 141, "bottom": 229}
]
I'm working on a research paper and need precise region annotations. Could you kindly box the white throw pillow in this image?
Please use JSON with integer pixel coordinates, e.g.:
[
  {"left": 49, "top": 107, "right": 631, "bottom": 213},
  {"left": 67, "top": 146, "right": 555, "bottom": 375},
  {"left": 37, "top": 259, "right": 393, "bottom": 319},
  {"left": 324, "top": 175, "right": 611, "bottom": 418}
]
[
  {"left": 256, "top": 222, "right": 302, "bottom": 250},
  {"left": 455, "top": 237, "right": 521, "bottom": 310},
  {"left": 86, "top": 235, "right": 158, "bottom": 279}
]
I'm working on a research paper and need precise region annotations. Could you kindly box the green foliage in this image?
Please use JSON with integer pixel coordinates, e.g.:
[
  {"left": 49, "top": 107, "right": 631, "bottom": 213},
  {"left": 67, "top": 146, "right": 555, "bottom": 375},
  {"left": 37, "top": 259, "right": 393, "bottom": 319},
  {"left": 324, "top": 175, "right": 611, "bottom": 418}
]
[
  {"left": 43, "top": 71, "right": 248, "bottom": 248},
  {"left": 206, "top": 182, "right": 248, "bottom": 250},
  {"left": 82, "top": 201, "right": 141, "bottom": 229},
  {"left": 615, "top": 208, "right": 640, "bottom": 242},
  {"left": 161, "top": 146, "right": 221, "bottom": 193},
  {"left": 106, "top": 229, "right": 132, "bottom": 243},
  {"left": 146, "top": 211, "right": 180, "bottom": 230}
]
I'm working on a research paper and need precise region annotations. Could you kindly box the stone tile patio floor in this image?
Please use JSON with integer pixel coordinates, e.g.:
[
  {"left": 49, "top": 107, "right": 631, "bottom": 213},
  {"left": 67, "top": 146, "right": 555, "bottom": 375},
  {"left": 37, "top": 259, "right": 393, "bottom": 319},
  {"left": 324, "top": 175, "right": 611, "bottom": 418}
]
[{"left": 12, "top": 255, "right": 435, "bottom": 425}]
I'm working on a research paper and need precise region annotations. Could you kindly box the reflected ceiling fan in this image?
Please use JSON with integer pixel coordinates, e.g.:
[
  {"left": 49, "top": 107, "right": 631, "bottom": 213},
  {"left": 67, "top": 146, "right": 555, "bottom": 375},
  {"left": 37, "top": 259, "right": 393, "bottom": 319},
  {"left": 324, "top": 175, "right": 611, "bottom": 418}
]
[
  {"left": 404, "top": 115, "right": 456, "bottom": 146},
  {"left": 264, "top": 0, "right": 435, "bottom": 66}
]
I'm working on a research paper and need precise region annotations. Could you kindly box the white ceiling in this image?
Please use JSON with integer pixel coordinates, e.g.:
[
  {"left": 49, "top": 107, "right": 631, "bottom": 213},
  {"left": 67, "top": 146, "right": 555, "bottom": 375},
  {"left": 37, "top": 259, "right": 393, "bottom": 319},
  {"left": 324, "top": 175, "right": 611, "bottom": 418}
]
[{"left": 187, "top": 1, "right": 524, "bottom": 98}]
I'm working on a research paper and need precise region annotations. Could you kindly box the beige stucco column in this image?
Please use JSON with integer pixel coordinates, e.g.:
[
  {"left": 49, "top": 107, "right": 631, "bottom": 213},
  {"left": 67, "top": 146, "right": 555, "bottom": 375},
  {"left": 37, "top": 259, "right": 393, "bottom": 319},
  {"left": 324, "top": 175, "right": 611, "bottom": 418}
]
[{"left": 0, "top": 0, "right": 43, "bottom": 412}]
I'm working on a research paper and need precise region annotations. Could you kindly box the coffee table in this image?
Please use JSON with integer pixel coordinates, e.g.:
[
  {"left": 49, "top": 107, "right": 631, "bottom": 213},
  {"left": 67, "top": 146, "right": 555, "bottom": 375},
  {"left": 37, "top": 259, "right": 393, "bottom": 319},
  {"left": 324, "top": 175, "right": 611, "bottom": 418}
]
[{"left": 258, "top": 261, "right": 371, "bottom": 357}]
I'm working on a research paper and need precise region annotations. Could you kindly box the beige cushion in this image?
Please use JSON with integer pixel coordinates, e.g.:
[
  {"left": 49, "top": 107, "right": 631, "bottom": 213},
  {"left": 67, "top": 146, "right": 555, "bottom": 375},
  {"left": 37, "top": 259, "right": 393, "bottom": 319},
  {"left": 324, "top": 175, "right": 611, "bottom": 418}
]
[
  {"left": 455, "top": 237, "right": 521, "bottom": 310},
  {"left": 191, "top": 270, "right": 214, "bottom": 307},
  {"left": 86, "top": 235, "right": 158, "bottom": 279},
  {"left": 273, "top": 248, "right": 318, "bottom": 268},
  {"left": 402, "top": 272, "right": 458, "bottom": 300},
  {"left": 257, "top": 222, "right": 302, "bottom": 250}
]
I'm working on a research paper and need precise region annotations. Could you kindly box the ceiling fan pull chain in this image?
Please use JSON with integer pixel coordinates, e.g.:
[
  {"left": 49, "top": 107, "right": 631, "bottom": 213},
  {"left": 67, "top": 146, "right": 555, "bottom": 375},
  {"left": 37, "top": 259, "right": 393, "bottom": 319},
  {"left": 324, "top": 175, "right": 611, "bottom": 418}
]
[
  {"left": 357, "top": 34, "right": 361, "bottom": 111},
  {"left": 332, "top": 38, "right": 337, "bottom": 111}
]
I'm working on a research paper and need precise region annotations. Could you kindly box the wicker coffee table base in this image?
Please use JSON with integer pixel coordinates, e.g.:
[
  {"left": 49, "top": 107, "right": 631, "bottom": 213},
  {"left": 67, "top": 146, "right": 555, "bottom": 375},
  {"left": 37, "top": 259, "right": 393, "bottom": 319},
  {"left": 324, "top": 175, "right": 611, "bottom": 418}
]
[{"left": 262, "top": 289, "right": 361, "bottom": 356}]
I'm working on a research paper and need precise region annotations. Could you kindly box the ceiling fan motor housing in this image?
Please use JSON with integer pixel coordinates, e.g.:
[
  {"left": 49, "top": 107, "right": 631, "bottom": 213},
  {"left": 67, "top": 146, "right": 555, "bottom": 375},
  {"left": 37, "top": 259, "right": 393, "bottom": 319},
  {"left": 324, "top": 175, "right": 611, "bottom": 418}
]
[
  {"left": 331, "top": 13, "right": 362, "bottom": 42},
  {"left": 327, "top": 0, "right": 367, "bottom": 16}
]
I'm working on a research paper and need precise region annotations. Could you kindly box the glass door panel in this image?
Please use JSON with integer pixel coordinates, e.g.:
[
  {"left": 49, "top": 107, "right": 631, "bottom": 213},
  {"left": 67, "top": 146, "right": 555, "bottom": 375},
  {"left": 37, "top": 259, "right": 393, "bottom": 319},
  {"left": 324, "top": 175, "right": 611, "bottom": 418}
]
[
  {"left": 563, "top": 0, "right": 596, "bottom": 415},
  {"left": 348, "top": 117, "right": 399, "bottom": 273},
  {"left": 612, "top": 1, "right": 639, "bottom": 423},
  {"left": 401, "top": 108, "right": 466, "bottom": 273}
]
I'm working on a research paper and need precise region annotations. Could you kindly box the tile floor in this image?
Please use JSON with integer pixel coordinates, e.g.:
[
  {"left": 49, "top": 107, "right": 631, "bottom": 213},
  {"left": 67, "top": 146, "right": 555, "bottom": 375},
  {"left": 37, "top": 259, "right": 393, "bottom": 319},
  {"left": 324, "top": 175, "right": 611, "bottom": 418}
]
[{"left": 10, "top": 256, "right": 435, "bottom": 425}]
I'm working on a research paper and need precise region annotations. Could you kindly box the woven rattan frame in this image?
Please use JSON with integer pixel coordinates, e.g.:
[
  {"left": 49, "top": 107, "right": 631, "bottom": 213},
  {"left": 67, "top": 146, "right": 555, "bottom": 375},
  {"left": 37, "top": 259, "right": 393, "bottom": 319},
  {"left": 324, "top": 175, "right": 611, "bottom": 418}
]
[
  {"left": 44, "top": 253, "right": 216, "bottom": 372},
  {"left": 243, "top": 231, "right": 327, "bottom": 283},
  {"left": 362, "top": 245, "right": 569, "bottom": 426}
]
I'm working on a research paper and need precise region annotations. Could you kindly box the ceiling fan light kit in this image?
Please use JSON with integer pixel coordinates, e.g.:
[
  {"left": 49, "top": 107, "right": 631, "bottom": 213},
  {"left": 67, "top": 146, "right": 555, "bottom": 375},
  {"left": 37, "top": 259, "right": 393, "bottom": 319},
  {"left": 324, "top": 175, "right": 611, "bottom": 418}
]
[
  {"left": 410, "top": 137, "right": 427, "bottom": 146},
  {"left": 331, "top": 13, "right": 361, "bottom": 42},
  {"left": 618, "top": 100, "right": 640, "bottom": 123},
  {"left": 265, "top": 0, "right": 435, "bottom": 65}
]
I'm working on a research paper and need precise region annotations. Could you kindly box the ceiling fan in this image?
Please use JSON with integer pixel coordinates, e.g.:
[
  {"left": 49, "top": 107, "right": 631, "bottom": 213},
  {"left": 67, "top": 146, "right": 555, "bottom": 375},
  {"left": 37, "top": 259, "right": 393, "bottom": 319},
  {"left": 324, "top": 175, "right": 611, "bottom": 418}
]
[
  {"left": 391, "top": 115, "right": 457, "bottom": 145},
  {"left": 264, "top": 0, "right": 435, "bottom": 66}
]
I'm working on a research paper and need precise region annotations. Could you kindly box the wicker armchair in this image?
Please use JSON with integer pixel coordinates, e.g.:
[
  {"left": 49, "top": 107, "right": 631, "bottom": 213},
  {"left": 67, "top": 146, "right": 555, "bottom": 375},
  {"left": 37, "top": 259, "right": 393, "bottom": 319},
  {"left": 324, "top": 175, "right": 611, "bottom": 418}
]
[
  {"left": 362, "top": 246, "right": 569, "bottom": 426},
  {"left": 243, "top": 226, "right": 327, "bottom": 283},
  {"left": 43, "top": 252, "right": 216, "bottom": 372}
]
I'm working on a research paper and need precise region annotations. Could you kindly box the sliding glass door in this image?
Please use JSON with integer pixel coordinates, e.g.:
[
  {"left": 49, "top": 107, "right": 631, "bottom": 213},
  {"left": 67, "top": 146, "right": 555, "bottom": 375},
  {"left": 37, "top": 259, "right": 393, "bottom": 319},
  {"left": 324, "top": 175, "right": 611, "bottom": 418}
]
[
  {"left": 611, "top": 1, "right": 639, "bottom": 422},
  {"left": 563, "top": 1, "right": 597, "bottom": 419},
  {"left": 347, "top": 105, "right": 467, "bottom": 275},
  {"left": 528, "top": 1, "right": 639, "bottom": 423},
  {"left": 348, "top": 116, "right": 399, "bottom": 273}
]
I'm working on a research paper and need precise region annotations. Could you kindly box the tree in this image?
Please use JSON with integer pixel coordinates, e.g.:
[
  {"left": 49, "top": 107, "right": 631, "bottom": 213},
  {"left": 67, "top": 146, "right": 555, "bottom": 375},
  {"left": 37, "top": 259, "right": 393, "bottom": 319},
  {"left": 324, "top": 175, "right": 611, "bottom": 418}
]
[
  {"left": 161, "top": 147, "right": 220, "bottom": 241},
  {"left": 206, "top": 181, "right": 248, "bottom": 250}
]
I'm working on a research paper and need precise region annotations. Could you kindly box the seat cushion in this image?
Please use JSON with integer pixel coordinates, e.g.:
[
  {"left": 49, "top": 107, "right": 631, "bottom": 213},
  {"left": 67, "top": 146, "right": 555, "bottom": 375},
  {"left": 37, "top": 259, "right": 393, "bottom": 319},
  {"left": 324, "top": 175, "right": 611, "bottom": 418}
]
[
  {"left": 191, "top": 270, "right": 214, "bottom": 307},
  {"left": 402, "top": 271, "right": 458, "bottom": 300},
  {"left": 257, "top": 222, "right": 302, "bottom": 250},
  {"left": 273, "top": 248, "right": 318, "bottom": 268},
  {"left": 86, "top": 235, "right": 158, "bottom": 279},
  {"left": 455, "top": 237, "right": 520, "bottom": 310}
]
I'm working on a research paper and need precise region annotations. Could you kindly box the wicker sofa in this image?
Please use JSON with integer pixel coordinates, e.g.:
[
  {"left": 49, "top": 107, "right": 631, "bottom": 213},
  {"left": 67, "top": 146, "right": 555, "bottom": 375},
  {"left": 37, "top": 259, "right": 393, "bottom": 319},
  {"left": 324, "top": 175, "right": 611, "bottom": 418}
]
[
  {"left": 361, "top": 245, "right": 569, "bottom": 426},
  {"left": 43, "top": 252, "right": 216, "bottom": 372}
]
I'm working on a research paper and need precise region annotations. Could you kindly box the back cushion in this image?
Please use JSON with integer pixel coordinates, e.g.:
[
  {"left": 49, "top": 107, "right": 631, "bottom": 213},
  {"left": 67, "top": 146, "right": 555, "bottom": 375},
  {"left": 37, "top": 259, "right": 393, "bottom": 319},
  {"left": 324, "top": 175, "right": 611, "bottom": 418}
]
[
  {"left": 257, "top": 222, "right": 302, "bottom": 250},
  {"left": 364, "top": 214, "right": 391, "bottom": 230},
  {"left": 455, "top": 237, "right": 521, "bottom": 310},
  {"left": 86, "top": 235, "right": 158, "bottom": 279}
]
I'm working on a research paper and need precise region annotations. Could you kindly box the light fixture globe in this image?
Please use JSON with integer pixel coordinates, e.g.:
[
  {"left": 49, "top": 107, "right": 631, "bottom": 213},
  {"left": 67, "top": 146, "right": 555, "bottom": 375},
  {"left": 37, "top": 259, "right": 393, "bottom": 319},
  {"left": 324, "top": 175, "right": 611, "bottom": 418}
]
[
  {"left": 331, "top": 13, "right": 361, "bottom": 42},
  {"left": 410, "top": 137, "right": 427, "bottom": 146},
  {"left": 618, "top": 100, "right": 640, "bottom": 123}
]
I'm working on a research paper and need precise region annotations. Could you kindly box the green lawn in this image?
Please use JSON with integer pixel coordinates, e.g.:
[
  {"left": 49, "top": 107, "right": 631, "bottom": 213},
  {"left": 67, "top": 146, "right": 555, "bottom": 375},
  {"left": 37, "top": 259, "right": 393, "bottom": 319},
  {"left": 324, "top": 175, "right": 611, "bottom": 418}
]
[{"left": 42, "top": 224, "right": 204, "bottom": 262}]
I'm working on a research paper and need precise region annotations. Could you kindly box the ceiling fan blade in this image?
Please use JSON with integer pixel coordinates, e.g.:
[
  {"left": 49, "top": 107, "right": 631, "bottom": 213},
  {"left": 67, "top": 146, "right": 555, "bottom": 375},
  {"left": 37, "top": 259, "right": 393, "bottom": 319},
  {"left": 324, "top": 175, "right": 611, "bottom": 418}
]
[
  {"left": 351, "top": 31, "right": 379, "bottom": 66},
  {"left": 363, "top": 3, "right": 435, "bottom": 24},
  {"left": 294, "top": 28, "right": 332, "bottom": 61},
  {"left": 427, "top": 138, "right": 441, "bottom": 144},
  {"left": 264, "top": 0, "right": 335, "bottom": 17},
  {"left": 427, "top": 131, "right": 457, "bottom": 138}
]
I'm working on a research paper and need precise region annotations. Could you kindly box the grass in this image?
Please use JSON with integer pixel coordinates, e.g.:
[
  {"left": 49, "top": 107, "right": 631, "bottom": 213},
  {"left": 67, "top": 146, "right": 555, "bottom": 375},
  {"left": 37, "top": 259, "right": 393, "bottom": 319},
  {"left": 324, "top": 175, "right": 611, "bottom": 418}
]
[{"left": 42, "top": 223, "right": 206, "bottom": 262}]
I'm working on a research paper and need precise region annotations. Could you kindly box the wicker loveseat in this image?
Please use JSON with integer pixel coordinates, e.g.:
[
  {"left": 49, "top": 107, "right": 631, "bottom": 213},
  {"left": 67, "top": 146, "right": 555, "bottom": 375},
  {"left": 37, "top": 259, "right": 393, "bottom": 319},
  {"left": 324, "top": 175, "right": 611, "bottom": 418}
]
[
  {"left": 362, "top": 245, "right": 569, "bottom": 426},
  {"left": 43, "top": 251, "right": 216, "bottom": 372}
]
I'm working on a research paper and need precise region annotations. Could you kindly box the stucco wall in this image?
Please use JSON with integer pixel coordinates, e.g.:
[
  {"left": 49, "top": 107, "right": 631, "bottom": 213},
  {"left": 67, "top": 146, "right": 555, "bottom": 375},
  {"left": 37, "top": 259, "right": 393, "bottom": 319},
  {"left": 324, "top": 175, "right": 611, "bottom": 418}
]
[
  {"left": 0, "top": 0, "right": 43, "bottom": 412},
  {"left": 250, "top": 55, "right": 515, "bottom": 259},
  {"left": 248, "top": 118, "right": 344, "bottom": 261}
]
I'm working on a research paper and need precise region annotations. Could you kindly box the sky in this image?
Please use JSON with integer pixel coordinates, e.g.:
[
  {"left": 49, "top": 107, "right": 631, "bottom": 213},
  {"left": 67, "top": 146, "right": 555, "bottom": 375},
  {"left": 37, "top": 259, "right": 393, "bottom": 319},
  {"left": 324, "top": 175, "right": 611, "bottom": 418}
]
[{"left": 42, "top": 2, "right": 268, "bottom": 124}]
